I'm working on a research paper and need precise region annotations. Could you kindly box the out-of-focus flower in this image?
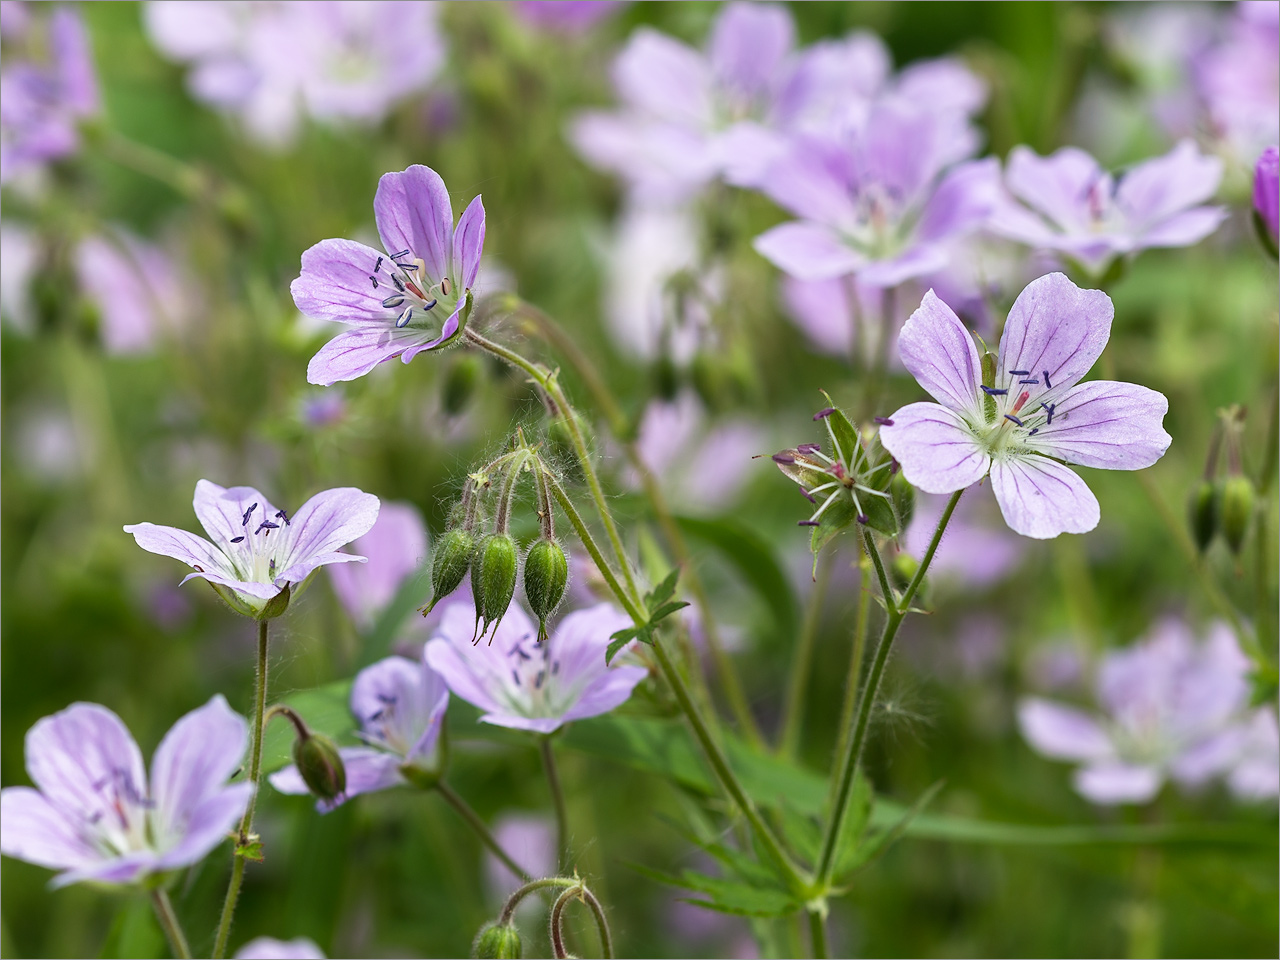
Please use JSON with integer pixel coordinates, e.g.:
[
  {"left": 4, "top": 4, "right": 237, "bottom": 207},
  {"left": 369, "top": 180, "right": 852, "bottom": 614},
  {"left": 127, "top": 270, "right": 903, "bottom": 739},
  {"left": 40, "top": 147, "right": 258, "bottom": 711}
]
[
  {"left": 1018, "top": 620, "right": 1255, "bottom": 804},
  {"left": 511, "top": 1, "right": 625, "bottom": 33},
  {"left": 903, "top": 487, "right": 1023, "bottom": 588},
  {"left": 1226, "top": 707, "right": 1279, "bottom": 800},
  {"left": 328, "top": 501, "right": 427, "bottom": 631},
  {"left": 484, "top": 813, "right": 556, "bottom": 893},
  {"left": 0, "top": 4, "right": 98, "bottom": 183},
  {"left": 880, "top": 274, "right": 1171, "bottom": 539},
  {"left": 299, "top": 390, "right": 347, "bottom": 429},
  {"left": 292, "top": 164, "right": 485, "bottom": 385},
  {"left": 0, "top": 223, "right": 37, "bottom": 333},
  {"left": 124, "top": 479, "right": 380, "bottom": 617},
  {"left": 990, "top": 141, "right": 1226, "bottom": 277},
  {"left": 143, "top": 1, "right": 445, "bottom": 147},
  {"left": 76, "top": 230, "right": 190, "bottom": 355},
  {"left": 1192, "top": 1, "right": 1279, "bottom": 163},
  {"left": 0, "top": 696, "right": 250, "bottom": 886},
  {"left": 1254, "top": 145, "right": 1279, "bottom": 242},
  {"left": 234, "top": 936, "right": 326, "bottom": 959},
  {"left": 271, "top": 649, "right": 449, "bottom": 809},
  {"left": 426, "top": 601, "right": 646, "bottom": 734}
]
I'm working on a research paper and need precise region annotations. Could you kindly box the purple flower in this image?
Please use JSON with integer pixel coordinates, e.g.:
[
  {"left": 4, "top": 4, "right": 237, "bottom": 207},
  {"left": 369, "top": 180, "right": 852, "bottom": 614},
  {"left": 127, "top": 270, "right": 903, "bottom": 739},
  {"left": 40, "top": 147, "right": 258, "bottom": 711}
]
[
  {"left": 143, "top": 2, "right": 445, "bottom": 147},
  {"left": 425, "top": 601, "right": 647, "bottom": 734},
  {"left": 291, "top": 164, "right": 485, "bottom": 385},
  {"left": 0, "top": 5, "right": 99, "bottom": 183},
  {"left": 235, "top": 937, "right": 326, "bottom": 960},
  {"left": 1254, "top": 145, "right": 1279, "bottom": 241},
  {"left": 879, "top": 273, "right": 1171, "bottom": 539},
  {"left": 1192, "top": 1, "right": 1279, "bottom": 162},
  {"left": 484, "top": 813, "right": 556, "bottom": 893},
  {"left": 990, "top": 141, "right": 1226, "bottom": 276},
  {"left": 76, "top": 230, "right": 190, "bottom": 355},
  {"left": 270, "top": 649, "right": 449, "bottom": 810},
  {"left": 0, "top": 696, "right": 250, "bottom": 886},
  {"left": 328, "top": 501, "right": 427, "bottom": 631},
  {"left": 511, "top": 1, "right": 625, "bottom": 33},
  {"left": 1017, "top": 620, "right": 1253, "bottom": 805},
  {"left": 1226, "top": 707, "right": 1279, "bottom": 801},
  {"left": 124, "top": 479, "right": 380, "bottom": 617}
]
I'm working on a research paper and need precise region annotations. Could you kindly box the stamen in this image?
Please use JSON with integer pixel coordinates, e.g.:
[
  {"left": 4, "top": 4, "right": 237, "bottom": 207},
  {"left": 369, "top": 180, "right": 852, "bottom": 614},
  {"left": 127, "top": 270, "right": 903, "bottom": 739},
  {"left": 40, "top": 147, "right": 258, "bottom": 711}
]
[
  {"left": 255, "top": 520, "right": 280, "bottom": 534},
  {"left": 1004, "top": 414, "right": 1025, "bottom": 427},
  {"left": 980, "top": 385, "right": 1008, "bottom": 397},
  {"left": 796, "top": 443, "right": 821, "bottom": 454},
  {"left": 772, "top": 453, "right": 795, "bottom": 464},
  {"left": 856, "top": 514, "right": 869, "bottom": 524},
  {"left": 514, "top": 646, "right": 531, "bottom": 661},
  {"left": 1042, "top": 370, "right": 1053, "bottom": 389},
  {"left": 1018, "top": 378, "right": 1040, "bottom": 385},
  {"left": 440, "top": 277, "right": 451, "bottom": 296},
  {"left": 1041, "top": 402, "right": 1055, "bottom": 425},
  {"left": 874, "top": 416, "right": 895, "bottom": 426},
  {"left": 370, "top": 276, "right": 379, "bottom": 288},
  {"left": 241, "top": 503, "right": 257, "bottom": 526},
  {"left": 1012, "top": 390, "right": 1030, "bottom": 413},
  {"left": 398, "top": 262, "right": 418, "bottom": 272},
  {"left": 275, "top": 509, "right": 290, "bottom": 526},
  {"left": 535, "top": 670, "right": 545, "bottom": 689},
  {"left": 889, "top": 458, "right": 900, "bottom": 475},
  {"left": 813, "top": 407, "right": 836, "bottom": 420},
  {"left": 798, "top": 520, "right": 819, "bottom": 527},
  {"left": 396, "top": 307, "right": 413, "bottom": 328},
  {"left": 800, "top": 488, "right": 817, "bottom": 503},
  {"left": 391, "top": 274, "right": 406, "bottom": 292},
  {"left": 421, "top": 298, "right": 438, "bottom": 311},
  {"left": 230, "top": 536, "right": 245, "bottom": 544},
  {"left": 374, "top": 256, "right": 384, "bottom": 272},
  {"left": 269, "top": 558, "right": 276, "bottom": 578},
  {"left": 382, "top": 295, "right": 405, "bottom": 308},
  {"left": 511, "top": 669, "right": 521, "bottom": 686},
  {"left": 1028, "top": 428, "right": 1039, "bottom": 436},
  {"left": 1010, "top": 369, "right": 1031, "bottom": 376},
  {"left": 388, "top": 249, "right": 410, "bottom": 260}
]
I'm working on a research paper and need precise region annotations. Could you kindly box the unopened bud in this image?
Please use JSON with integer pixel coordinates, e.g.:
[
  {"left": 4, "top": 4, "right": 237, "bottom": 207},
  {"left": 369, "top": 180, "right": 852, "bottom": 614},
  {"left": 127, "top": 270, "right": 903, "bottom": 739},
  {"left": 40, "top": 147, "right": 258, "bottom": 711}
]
[
  {"left": 443, "top": 354, "right": 483, "bottom": 415},
  {"left": 1187, "top": 479, "right": 1219, "bottom": 552},
  {"left": 891, "top": 552, "right": 920, "bottom": 592},
  {"left": 425, "top": 528, "right": 475, "bottom": 614},
  {"left": 475, "top": 533, "right": 519, "bottom": 638},
  {"left": 1220, "top": 475, "right": 1255, "bottom": 555},
  {"left": 473, "top": 921, "right": 522, "bottom": 959},
  {"left": 293, "top": 732, "right": 346, "bottom": 801},
  {"left": 524, "top": 539, "right": 569, "bottom": 642}
]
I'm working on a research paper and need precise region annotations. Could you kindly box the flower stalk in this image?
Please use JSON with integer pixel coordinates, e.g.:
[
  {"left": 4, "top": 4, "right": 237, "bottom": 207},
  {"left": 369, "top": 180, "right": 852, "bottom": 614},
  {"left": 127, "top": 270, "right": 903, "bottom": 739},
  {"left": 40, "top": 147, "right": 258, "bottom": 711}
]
[
  {"left": 435, "top": 782, "right": 531, "bottom": 884},
  {"left": 151, "top": 889, "right": 192, "bottom": 960},
  {"left": 541, "top": 736, "right": 571, "bottom": 872}
]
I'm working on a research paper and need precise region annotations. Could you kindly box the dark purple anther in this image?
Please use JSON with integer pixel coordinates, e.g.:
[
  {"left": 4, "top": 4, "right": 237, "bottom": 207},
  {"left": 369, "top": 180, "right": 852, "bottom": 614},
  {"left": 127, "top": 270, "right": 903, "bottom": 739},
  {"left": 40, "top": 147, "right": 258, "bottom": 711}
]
[
  {"left": 241, "top": 503, "right": 257, "bottom": 526},
  {"left": 1004, "top": 414, "right": 1025, "bottom": 427},
  {"left": 1010, "top": 369, "right": 1031, "bottom": 376},
  {"left": 772, "top": 453, "right": 796, "bottom": 464},
  {"left": 391, "top": 273, "right": 406, "bottom": 293},
  {"left": 275, "top": 509, "right": 290, "bottom": 526},
  {"left": 535, "top": 670, "right": 545, "bottom": 689},
  {"left": 1042, "top": 370, "right": 1052, "bottom": 389},
  {"left": 874, "top": 416, "right": 895, "bottom": 426},
  {"left": 374, "top": 256, "right": 383, "bottom": 273},
  {"left": 800, "top": 488, "right": 817, "bottom": 503},
  {"left": 1019, "top": 379, "right": 1040, "bottom": 385},
  {"left": 388, "top": 249, "right": 410, "bottom": 261},
  {"left": 980, "top": 385, "right": 1008, "bottom": 396},
  {"left": 813, "top": 407, "right": 836, "bottom": 420},
  {"left": 255, "top": 520, "right": 280, "bottom": 534},
  {"left": 1041, "top": 401, "right": 1055, "bottom": 425},
  {"left": 230, "top": 536, "right": 245, "bottom": 544},
  {"left": 798, "top": 520, "right": 819, "bottom": 527},
  {"left": 370, "top": 276, "right": 378, "bottom": 288},
  {"left": 422, "top": 298, "right": 438, "bottom": 311},
  {"left": 511, "top": 669, "right": 521, "bottom": 686},
  {"left": 1028, "top": 428, "right": 1039, "bottom": 436},
  {"left": 797, "top": 442, "right": 821, "bottom": 454},
  {"left": 890, "top": 458, "right": 900, "bottom": 475}
]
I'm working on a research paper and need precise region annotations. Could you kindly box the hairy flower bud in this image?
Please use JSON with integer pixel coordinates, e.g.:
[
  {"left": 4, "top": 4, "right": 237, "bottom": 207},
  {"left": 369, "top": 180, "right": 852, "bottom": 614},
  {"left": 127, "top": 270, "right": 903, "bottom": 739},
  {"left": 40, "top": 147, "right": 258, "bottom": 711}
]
[
  {"left": 425, "top": 528, "right": 475, "bottom": 614},
  {"left": 1187, "top": 479, "right": 1219, "bottom": 552},
  {"left": 293, "top": 731, "right": 346, "bottom": 801},
  {"left": 524, "top": 538, "right": 569, "bottom": 642},
  {"left": 473, "top": 921, "right": 522, "bottom": 959},
  {"left": 475, "top": 533, "right": 519, "bottom": 639},
  {"left": 1220, "top": 475, "right": 1255, "bottom": 555},
  {"left": 443, "top": 353, "right": 483, "bottom": 415}
]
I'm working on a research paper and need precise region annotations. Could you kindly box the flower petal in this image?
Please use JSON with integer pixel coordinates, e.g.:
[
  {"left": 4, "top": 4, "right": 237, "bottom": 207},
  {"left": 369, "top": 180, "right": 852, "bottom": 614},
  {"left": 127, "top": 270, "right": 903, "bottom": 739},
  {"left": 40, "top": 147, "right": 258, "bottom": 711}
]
[
  {"left": 895, "top": 289, "right": 984, "bottom": 414},
  {"left": 613, "top": 28, "right": 711, "bottom": 126},
  {"left": 753, "top": 222, "right": 861, "bottom": 281},
  {"left": 374, "top": 165, "right": 453, "bottom": 284},
  {"left": 781, "top": 275, "right": 854, "bottom": 356},
  {"left": 1073, "top": 763, "right": 1163, "bottom": 805},
  {"left": 453, "top": 194, "right": 486, "bottom": 291},
  {"left": 561, "top": 666, "right": 649, "bottom": 724},
  {"left": 307, "top": 326, "right": 419, "bottom": 386},
  {"left": 709, "top": 1, "right": 794, "bottom": 102},
  {"left": 997, "top": 272, "right": 1113, "bottom": 397},
  {"left": 51, "top": 850, "right": 157, "bottom": 889},
  {"left": 290, "top": 238, "right": 389, "bottom": 325},
  {"left": 191, "top": 479, "right": 280, "bottom": 551},
  {"left": 1004, "top": 145, "right": 1102, "bottom": 233},
  {"left": 150, "top": 695, "right": 247, "bottom": 849},
  {"left": 153, "top": 783, "right": 251, "bottom": 871},
  {"left": 269, "top": 748, "right": 405, "bottom": 812},
  {"left": 0, "top": 787, "right": 99, "bottom": 872},
  {"left": 1027, "top": 380, "right": 1170, "bottom": 470},
  {"left": 328, "top": 501, "right": 427, "bottom": 630},
  {"left": 234, "top": 936, "right": 327, "bottom": 960},
  {"left": 1017, "top": 698, "right": 1113, "bottom": 762},
  {"left": 1133, "top": 206, "right": 1227, "bottom": 249},
  {"left": 277, "top": 487, "right": 380, "bottom": 584},
  {"left": 878, "top": 402, "right": 989, "bottom": 495},
  {"left": 1116, "top": 140, "right": 1223, "bottom": 232},
  {"left": 123, "top": 522, "right": 238, "bottom": 583},
  {"left": 399, "top": 303, "right": 463, "bottom": 364},
  {"left": 990, "top": 455, "right": 1100, "bottom": 539},
  {"left": 916, "top": 157, "right": 1001, "bottom": 244},
  {"left": 548, "top": 603, "right": 636, "bottom": 691}
]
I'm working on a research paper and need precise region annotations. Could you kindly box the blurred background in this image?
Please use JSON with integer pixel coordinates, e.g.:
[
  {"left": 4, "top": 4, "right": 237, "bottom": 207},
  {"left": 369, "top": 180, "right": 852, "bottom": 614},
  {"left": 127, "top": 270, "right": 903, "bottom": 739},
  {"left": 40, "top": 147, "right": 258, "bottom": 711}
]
[{"left": 1, "top": 2, "right": 1277, "bottom": 957}]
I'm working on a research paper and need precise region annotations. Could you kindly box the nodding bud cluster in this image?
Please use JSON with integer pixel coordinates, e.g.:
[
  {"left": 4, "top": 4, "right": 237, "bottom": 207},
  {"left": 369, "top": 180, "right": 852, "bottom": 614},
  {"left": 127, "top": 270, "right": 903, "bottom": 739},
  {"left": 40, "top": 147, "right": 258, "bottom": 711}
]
[
  {"left": 423, "top": 437, "right": 571, "bottom": 645},
  {"left": 1189, "top": 407, "right": 1257, "bottom": 556},
  {"left": 270, "top": 705, "right": 346, "bottom": 802},
  {"left": 472, "top": 921, "right": 522, "bottom": 959}
]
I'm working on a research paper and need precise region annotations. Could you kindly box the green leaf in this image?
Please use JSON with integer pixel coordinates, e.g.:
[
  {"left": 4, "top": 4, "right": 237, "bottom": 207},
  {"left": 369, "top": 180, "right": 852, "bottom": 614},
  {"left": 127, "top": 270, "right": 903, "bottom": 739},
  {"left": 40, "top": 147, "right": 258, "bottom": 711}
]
[
  {"left": 646, "top": 568, "right": 680, "bottom": 610},
  {"left": 648, "top": 600, "right": 689, "bottom": 624},
  {"left": 677, "top": 515, "right": 798, "bottom": 634},
  {"left": 606, "top": 632, "right": 641, "bottom": 665},
  {"left": 630, "top": 863, "right": 801, "bottom": 918},
  {"left": 858, "top": 488, "right": 899, "bottom": 537},
  {"left": 838, "top": 780, "right": 943, "bottom": 877}
]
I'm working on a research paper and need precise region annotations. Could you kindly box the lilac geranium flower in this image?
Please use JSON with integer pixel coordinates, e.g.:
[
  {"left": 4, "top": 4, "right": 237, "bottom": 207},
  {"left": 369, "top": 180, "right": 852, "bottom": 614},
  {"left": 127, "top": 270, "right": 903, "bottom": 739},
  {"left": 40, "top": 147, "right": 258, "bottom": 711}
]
[
  {"left": 1192, "top": 1, "right": 1279, "bottom": 163},
  {"left": 0, "top": 695, "right": 250, "bottom": 886},
  {"left": 0, "top": 5, "right": 99, "bottom": 184},
  {"left": 426, "top": 601, "right": 646, "bottom": 734},
  {"left": 1018, "top": 620, "right": 1253, "bottom": 804},
  {"left": 328, "top": 500, "right": 427, "bottom": 631},
  {"left": 271, "top": 650, "right": 449, "bottom": 810},
  {"left": 76, "top": 229, "right": 190, "bottom": 355},
  {"left": 124, "top": 479, "right": 380, "bottom": 618},
  {"left": 879, "top": 273, "right": 1171, "bottom": 539},
  {"left": 235, "top": 937, "right": 326, "bottom": 960},
  {"left": 990, "top": 141, "right": 1226, "bottom": 277},
  {"left": 291, "top": 164, "right": 485, "bottom": 385},
  {"left": 1255, "top": 145, "right": 1279, "bottom": 243}
]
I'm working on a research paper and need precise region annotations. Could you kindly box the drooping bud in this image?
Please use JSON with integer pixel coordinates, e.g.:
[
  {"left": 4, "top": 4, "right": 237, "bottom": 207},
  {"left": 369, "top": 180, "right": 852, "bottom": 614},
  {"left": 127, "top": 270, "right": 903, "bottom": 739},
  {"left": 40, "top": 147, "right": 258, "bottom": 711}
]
[
  {"left": 473, "top": 921, "right": 522, "bottom": 959},
  {"left": 443, "top": 353, "right": 484, "bottom": 415},
  {"left": 1220, "top": 474, "right": 1255, "bottom": 555},
  {"left": 425, "top": 527, "right": 475, "bottom": 615},
  {"left": 1187, "top": 479, "right": 1219, "bottom": 552},
  {"left": 524, "top": 538, "right": 569, "bottom": 642},
  {"left": 474, "top": 533, "right": 519, "bottom": 640},
  {"left": 293, "top": 731, "right": 346, "bottom": 801}
]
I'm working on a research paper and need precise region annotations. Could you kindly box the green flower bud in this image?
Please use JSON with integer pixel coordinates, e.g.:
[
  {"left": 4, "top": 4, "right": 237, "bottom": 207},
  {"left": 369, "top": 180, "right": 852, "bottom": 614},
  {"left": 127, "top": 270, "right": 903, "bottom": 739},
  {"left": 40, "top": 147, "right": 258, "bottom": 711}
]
[
  {"left": 293, "top": 732, "right": 346, "bottom": 801},
  {"left": 524, "top": 538, "right": 569, "bottom": 642},
  {"left": 425, "top": 528, "right": 475, "bottom": 615},
  {"left": 473, "top": 921, "right": 522, "bottom": 959},
  {"left": 1187, "top": 479, "right": 1219, "bottom": 552},
  {"left": 890, "top": 469, "right": 915, "bottom": 531},
  {"left": 1220, "top": 474, "right": 1256, "bottom": 555},
  {"left": 475, "top": 533, "right": 519, "bottom": 638},
  {"left": 443, "top": 354, "right": 484, "bottom": 416}
]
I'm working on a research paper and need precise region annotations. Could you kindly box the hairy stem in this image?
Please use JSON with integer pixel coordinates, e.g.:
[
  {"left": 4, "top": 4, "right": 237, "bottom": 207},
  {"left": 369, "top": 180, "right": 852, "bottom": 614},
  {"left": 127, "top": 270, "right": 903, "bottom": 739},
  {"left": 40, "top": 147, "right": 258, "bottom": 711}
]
[
  {"left": 499, "top": 877, "right": 578, "bottom": 925},
  {"left": 541, "top": 736, "right": 570, "bottom": 871},
  {"left": 807, "top": 904, "right": 829, "bottom": 960},
  {"left": 151, "top": 890, "right": 191, "bottom": 960},
  {"left": 436, "top": 782, "right": 532, "bottom": 884}
]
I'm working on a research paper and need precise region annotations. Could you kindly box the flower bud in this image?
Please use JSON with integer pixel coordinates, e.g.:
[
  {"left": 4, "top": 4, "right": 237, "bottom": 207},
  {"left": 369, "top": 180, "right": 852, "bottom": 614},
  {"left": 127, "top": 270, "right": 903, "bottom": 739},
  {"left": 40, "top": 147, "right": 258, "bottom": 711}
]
[
  {"left": 443, "top": 353, "right": 483, "bottom": 416},
  {"left": 1187, "top": 479, "right": 1219, "bottom": 552},
  {"left": 1220, "top": 474, "right": 1255, "bottom": 555},
  {"left": 475, "top": 533, "right": 519, "bottom": 638},
  {"left": 426, "top": 528, "right": 475, "bottom": 614},
  {"left": 891, "top": 552, "right": 920, "bottom": 592},
  {"left": 473, "top": 921, "right": 522, "bottom": 959},
  {"left": 293, "top": 732, "right": 346, "bottom": 801},
  {"left": 524, "top": 538, "right": 569, "bottom": 642}
]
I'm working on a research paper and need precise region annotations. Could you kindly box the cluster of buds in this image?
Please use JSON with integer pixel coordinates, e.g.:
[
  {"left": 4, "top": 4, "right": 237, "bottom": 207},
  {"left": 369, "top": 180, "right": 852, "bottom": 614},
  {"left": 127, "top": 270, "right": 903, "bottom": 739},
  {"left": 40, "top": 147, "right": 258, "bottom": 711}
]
[
  {"left": 1189, "top": 406, "right": 1257, "bottom": 557},
  {"left": 423, "top": 436, "right": 570, "bottom": 644}
]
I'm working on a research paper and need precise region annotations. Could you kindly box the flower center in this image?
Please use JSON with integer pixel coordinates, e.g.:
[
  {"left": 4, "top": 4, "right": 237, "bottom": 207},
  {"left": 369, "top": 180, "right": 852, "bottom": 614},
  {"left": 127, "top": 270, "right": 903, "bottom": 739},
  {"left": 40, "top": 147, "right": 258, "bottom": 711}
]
[
  {"left": 369, "top": 250, "right": 460, "bottom": 334},
  {"left": 83, "top": 767, "right": 153, "bottom": 857},
  {"left": 223, "top": 501, "right": 291, "bottom": 585},
  {"left": 503, "top": 636, "right": 566, "bottom": 719}
]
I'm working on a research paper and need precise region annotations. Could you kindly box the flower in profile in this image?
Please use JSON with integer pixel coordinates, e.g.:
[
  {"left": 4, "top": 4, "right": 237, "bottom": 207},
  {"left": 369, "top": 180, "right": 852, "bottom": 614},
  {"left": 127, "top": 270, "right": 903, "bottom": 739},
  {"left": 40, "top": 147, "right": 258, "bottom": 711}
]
[
  {"left": 270, "top": 650, "right": 449, "bottom": 809},
  {"left": 0, "top": 695, "right": 250, "bottom": 886},
  {"left": 0, "top": 4, "right": 98, "bottom": 184},
  {"left": 124, "top": 479, "right": 380, "bottom": 618},
  {"left": 1254, "top": 145, "right": 1279, "bottom": 247},
  {"left": 426, "top": 601, "right": 646, "bottom": 734},
  {"left": 879, "top": 273, "right": 1171, "bottom": 539},
  {"left": 291, "top": 164, "right": 485, "bottom": 385},
  {"left": 328, "top": 500, "right": 427, "bottom": 631},
  {"left": 235, "top": 937, "right": 326, "bottom": 960},
  {"left": 76, "top": 229, "right": 191, "bottom": 355},
  {"left": 990, "top": 141, "right": 1226, "bottom": 277},
  {"left": 1017, "top": 620, "right": 1254, "bottom": 804}
]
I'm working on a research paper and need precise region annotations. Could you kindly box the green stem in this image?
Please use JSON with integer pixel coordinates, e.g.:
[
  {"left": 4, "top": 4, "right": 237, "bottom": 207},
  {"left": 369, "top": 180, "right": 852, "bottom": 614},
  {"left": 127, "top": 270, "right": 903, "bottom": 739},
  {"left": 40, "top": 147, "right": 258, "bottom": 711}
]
[
  {"left": 550, "top": 888, "right": 574, "bottom": 960},
  {"left": 577, "top": 884, "right": 615, "bottom": 960},
  {"left": 499, "top": 877, "right": 577, "bottom": 924},
  {"left": 828, "top": 550, "right": 872, "bottom": 812},
  {"left": 806, "top": 905, "right": 829, "bottom": 960},
  {"left": 212, "top": 619, "right": 269, "bottom": 959},
  {"left": 541, "top": 736, "right": 570, "bottom": 871},
  {"left": 435, "top": 782, "right": 532, "bottom": 884},
  {"left": 547, "top": 882, "right": 613, "bottom": 960},
  {"left": 151, "top": 890, "right": 191, "bottom": 960},
  {"left": 814, "top": 491, "right": 962, "bottom": 888},
  {"left": 780, "top": 549, "right": 831, "bottom": 759},
  {"left": 95, "top": 128, "right": 209, "bottom": 199}
]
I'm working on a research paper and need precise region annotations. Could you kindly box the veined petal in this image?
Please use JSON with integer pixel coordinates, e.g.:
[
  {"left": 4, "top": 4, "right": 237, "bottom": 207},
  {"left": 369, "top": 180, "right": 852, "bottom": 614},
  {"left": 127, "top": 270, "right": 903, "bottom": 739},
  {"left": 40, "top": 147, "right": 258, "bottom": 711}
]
[
  {"left": 399, "top": 303, "right": 463, "bottom": 364},
  {"left": 1017, "top": 698, "right": 1114, "bottom": 761},
  {"left": 277, "top": 487, "right": 379, "bottom": 584},
  {"left": 916, "top": 157, "right": 1001, "bottom": 244},
  {"left": 424, "top": 604, "right": 511, "bottom": 717},
  {"left": 51, "top": 850, "right": 157, "bottom": 889},
  {"left": 290, "top": 238, "right": 389, "bottom": 325},
  {"left": 453, "top": 194, "right": 486, "bottom": 291},
  {"left": 306, "top": 325, "right": 420, "bottom": 386},
  {"left": 374, "top": 165, "right": 453, "bottom": 284},
  {"left": 123, "top": 522, "right": 238, "bottom": 584},
  {"left": 0, "top": 787, "right": 99, "bottom": 872},
  {"left": 990, "top": 455, "right": 1099, "bottom": 539},
  {"left": 149, "top": 695, "right": 247, "bottom": 849},
  {"left": 191, "top": 480, "right": 280, "bottom": 551},
  {"left": 1116, "top": 140, "right": 1223, "bottom": 231},
  {"left": 1073, "top": 763, "right": 1163, "bottom": 805},
  {"left": 753, "top": 222, "right": 861, "bottom": 281},
  {"left": 179, "top": 568, "right": 280, "bottom": 601},
  {"left": 546, "top": 603, "right": 633, "bottom": 690},
  {"left": 878, "top": 402, "right": 989, "bottom": 494},
  {"left": 896, "top": 289, "right": 984, "bottom": 414},
  {"left": 1134, "top": 206, "right": 1227, "bottom": 249},
  {"left": 561, "top": 666, "right": 649, "bottom": 724},
  {"left": 997, "top": 272, "right": 1113, "bottom": 398},
  {"left": 1004, "top": 145, "right": 1102, "bottom": 233},
  {"left": 756, "top": 141, "right": 859, "bottom": 226},
  {"left": 1027, "top": 380, "right": 1171, "bottom": 470}
]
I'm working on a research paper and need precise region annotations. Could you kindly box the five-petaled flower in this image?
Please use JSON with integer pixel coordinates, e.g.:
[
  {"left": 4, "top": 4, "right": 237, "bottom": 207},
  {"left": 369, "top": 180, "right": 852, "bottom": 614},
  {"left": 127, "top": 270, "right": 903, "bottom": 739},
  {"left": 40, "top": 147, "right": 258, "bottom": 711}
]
[
  {"left": 124, "top": 479, "right": 380, "bottom": 618},
  {"left": 879, "top": 273, "right": 1171, "bottom": 539},
  {"left": 270, "top": 650, "right": 449, "bottom": 810},
  {"left": 0, "top": 696, "right": 250, "bottom": 887},
  {"left": 426, "top": 600, "right": 647, "bottom": 734},
  {"left": 292, "top": 164, "right": 485, "bottom": 385}
]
